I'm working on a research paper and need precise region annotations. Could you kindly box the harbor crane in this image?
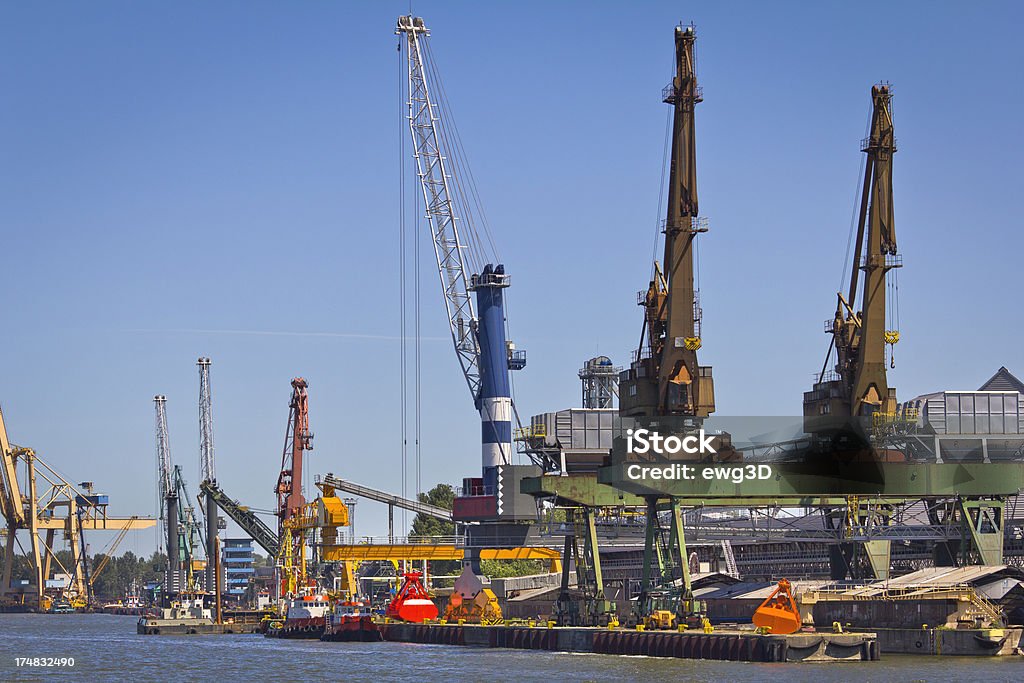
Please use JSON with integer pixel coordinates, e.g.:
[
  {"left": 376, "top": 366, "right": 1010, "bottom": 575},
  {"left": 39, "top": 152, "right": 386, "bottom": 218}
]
[
  {"left": 154, "top": 395, "right": 203, "bottom": 595},
  {"left": 197, "top": 357, "right": 219, "bottom": 592},
  {"left": 619, "top": 25, "right": 713, "bottom": 421},
  {"left": 276, "top": 377, "right": 313, "bottom": 583},
  {"left": 1, "top": 404, "right": 154, "bottom": 610},
  {"left": 396, "top": 15, "right": 526, "bottom": 500},
  {"left": 804, "top": 84, "right": 901, "bottom": 421},
  {"left": 802, "top": 85, "right": 905, "bottom": 579},
  {"left": 616, "top": 24, "right": 718, "bottom": 626}
]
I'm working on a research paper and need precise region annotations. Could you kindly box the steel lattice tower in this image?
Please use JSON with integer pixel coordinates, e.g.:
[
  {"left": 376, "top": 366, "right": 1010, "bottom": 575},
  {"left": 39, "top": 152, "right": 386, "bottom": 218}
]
[
  {"left": 197, "top": 357, "right": 218, "bottom": 592},
  {"left": 579, "top": 356, "right": 622, "bottom": 409},
  {"left": 154, "top": 395, "right": 180, "bottom": 588}
]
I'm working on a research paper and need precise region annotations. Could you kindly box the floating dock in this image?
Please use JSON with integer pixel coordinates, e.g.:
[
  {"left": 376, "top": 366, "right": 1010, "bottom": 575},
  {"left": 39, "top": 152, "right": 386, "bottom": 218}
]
[
  {"left": 379, "top": 623, "right": 878, "bottom": 663},
  {"left": 137, "top": 618, "right": 263, "bottom": 635}
]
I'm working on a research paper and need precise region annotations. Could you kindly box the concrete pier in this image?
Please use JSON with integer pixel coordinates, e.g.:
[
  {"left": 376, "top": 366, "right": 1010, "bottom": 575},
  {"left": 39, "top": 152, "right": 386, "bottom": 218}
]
[
  {"left": 861, "top": 627, "right": 1022, "bottom": 656},
  {"left": 379, "top": 623, "right": 878, "bottom": 663}
]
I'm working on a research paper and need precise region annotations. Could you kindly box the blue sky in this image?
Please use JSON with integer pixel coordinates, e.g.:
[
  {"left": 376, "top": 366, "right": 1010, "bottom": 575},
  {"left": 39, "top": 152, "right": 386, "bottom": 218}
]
[{"left": 2, "top": 1, "right": 1022, "bottom": 555}]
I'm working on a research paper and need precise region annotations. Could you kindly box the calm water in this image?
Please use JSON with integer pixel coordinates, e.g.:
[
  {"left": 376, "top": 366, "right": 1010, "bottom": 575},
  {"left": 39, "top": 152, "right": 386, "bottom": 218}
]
[{"left": 1, "top": 613, "right": 1022, "bottom": 682}]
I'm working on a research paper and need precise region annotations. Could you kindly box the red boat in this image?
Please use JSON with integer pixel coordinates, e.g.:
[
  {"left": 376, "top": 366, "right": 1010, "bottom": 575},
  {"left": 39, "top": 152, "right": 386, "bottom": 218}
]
[{"left": 321, "top": 600, "right": 382, "bottom": 642}]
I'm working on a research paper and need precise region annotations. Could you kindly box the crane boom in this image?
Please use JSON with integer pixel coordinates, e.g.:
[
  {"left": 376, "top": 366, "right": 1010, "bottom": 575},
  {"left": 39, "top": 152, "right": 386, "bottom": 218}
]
[
  {"left": 197, "top": 357, "right": 218, "bottom": 592},
  {"left": 154, "top": 396, "right": 173, "bottom": 506},
  {"left": 201, "top": 481, "right": 280, "bottom": 557},
  {"left": 397, "top": 15, "right": 481, "bottom": 400},
  {"left": 276, "top": 377, "right": 312, "bottom": 565},
  {"left": 805, "top": 84, "right": 900, "bottom": 420},
  {"left": 198, "top": 357, "right": 216, "bottom": 483},
  {"left": 0, "top": 404, "right": 25, "bottom": 527},
  {"left": 620, "top": 24, "right": 714, "bottom": 419},
  {"left": 153, "top": 395, "right": 181, "bottom": 593}
]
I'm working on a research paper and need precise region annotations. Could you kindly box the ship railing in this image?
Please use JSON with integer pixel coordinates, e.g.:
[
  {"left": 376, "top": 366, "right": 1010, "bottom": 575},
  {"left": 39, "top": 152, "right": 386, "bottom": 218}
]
[{"left": 351, "top": 535, "right": 466, "bottom": 547}]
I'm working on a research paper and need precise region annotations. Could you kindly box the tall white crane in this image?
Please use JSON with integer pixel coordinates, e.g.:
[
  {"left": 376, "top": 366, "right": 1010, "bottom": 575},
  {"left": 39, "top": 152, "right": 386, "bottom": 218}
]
[
  {"left": 198, "top": 357, "right": 216, "bottom": 484},
  {"left": 396, "top": 15, "right": 481, "bottom": 400},
  {"left": 197, "top": 357, "right": 218, "bottom": 592},
  {"left": 396, "top": 15, "right": 525, "bottom": 497},
  {"left": 154, "top": 395, "right": 180, "bottom": 590}
]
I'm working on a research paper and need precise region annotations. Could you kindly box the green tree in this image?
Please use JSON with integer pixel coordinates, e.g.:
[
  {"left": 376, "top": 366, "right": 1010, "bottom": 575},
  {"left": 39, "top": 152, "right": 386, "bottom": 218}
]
[
  {"left": 410, "top": 483, "right": 459, "bottom": 576},
  {"left": 479, "top": 559, "right": 547, "bottom": 578},
  {"left": 410, "top": 484, "right": 456, "bottom": 538}
]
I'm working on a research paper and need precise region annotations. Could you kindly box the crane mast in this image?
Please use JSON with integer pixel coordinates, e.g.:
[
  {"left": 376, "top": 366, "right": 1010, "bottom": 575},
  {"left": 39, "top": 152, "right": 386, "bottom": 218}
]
[
  {"left": 396, "top": 15, "right": 524, "bottom": 492},
  {"left": 276, "top": 378, "right": 312, "bottom": 560},
  {"left": 154, "top": 395, "right": 181, "bottom": 593},
  {"left": 805, "top": 84, "right": 900, "bottom": 420},
  {"left": 621, "top": 24, "right": 714, "bottom": 419},
  {"left": 197, "top": 357, "right": 218, "bottom": 592}
]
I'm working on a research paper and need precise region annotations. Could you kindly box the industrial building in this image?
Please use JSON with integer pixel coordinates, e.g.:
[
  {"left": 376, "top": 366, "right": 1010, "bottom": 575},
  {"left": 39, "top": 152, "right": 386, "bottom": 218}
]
[{"left": 222, "top": 538, "right": 255, "bottom": 603}]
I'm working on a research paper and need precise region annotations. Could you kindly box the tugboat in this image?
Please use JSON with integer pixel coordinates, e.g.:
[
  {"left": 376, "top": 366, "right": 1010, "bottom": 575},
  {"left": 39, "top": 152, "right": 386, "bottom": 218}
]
[
  {"left": 137, "top": 594, "right": 215, "bottom": 635},
  {"left": 321, "top": 599, "right": 382, "bottom": 642},
  {"left": 265, "top": 592, "right": 331, "bottom": 639}
]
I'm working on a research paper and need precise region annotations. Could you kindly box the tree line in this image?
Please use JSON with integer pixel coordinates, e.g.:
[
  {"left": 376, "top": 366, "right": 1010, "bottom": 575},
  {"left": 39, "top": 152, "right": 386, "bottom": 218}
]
[{"left": 6, "top": 550, "right": 168, "bottom": 601}]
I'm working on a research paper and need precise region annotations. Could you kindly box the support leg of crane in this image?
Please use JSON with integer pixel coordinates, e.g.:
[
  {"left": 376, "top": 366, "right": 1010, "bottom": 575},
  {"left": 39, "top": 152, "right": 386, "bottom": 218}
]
[
  {"left": 960, "top": 498, "right": 1004, "bottom": 566},
  {"left": 555, "top": 531, "right": 573, "bottom": 625},
  {"left": 582, "top": 506, "right": 611, "bottom": 623},
  {"left": 27, "top": 453, "right": 44, "bottom": 610},
  {"left": 637, "top": 497, "right": 660, "bottom": 620},
  {"left": 41, "top": 529, "right": 55, "bottom": 590},
  {"left": 863, "top": 540, "right": 891, "bottom": 580},
  {"left": 2, "top": 529, "right": 16, "bottom": 593},
  {"left": 669, "top": 498, "right": 695, "bottom": 619}
]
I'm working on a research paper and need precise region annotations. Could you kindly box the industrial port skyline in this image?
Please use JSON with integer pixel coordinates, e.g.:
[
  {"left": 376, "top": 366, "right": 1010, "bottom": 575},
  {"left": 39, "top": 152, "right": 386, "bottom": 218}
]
[{"left": 3, "top": 1, "right": 1023, "bottom": 551}]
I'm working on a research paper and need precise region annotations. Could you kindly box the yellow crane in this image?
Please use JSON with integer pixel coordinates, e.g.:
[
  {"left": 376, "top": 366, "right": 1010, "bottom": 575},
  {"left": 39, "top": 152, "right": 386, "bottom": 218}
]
[{"left": 1, "top": 404, "right": 155, "bottom": 610}]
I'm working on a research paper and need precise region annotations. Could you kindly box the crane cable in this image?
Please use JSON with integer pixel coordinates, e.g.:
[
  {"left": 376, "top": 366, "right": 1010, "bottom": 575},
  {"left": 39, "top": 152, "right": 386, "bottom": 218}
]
[
  {"left": 650, "top": 97, "right": 673, "bottom": 281},
  {"left": 398, "top": 35, "right": 408, "bottom": 526},
  {"left": 825, "top": 107, "right": 873, "bottom": 379},
  {"left": 839, "top": 107, "right": 874, "bottom": 297},
  {"left": 422, "top": 37, "right": 499, "bottom": 270}
]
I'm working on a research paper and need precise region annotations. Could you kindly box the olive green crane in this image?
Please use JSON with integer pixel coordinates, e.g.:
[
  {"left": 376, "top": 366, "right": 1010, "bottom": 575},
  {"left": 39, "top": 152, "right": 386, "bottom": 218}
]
[
  {"left": 806, "top": 84, "right": 901, "bottom": 420},
  {"left": 620, "top": 24, "right": 715, "bottom": 420}
]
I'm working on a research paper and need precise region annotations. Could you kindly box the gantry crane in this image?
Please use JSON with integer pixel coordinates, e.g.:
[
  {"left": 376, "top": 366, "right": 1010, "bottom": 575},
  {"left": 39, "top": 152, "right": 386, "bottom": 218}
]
[
  {"left": 1, "top": 404, "right": 154, "bottom": 609},
  {"left": 616, "top": 24, "right": 718, "bottom": 626},
  {"left": 396, "top": 16, "right": 526, "bottom": 499},
  {"left": 802, "top": 85, "right": 906, "bottom": 579},
  {"left": 805, "top": 84, "right": 901, "bottom": 422}
]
